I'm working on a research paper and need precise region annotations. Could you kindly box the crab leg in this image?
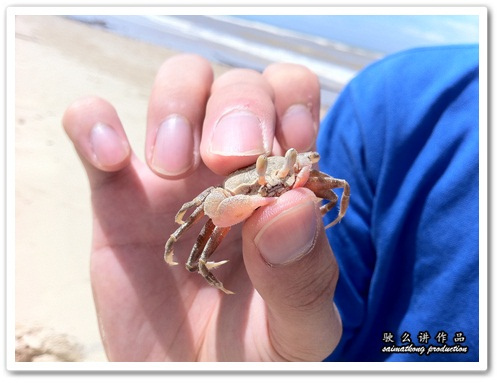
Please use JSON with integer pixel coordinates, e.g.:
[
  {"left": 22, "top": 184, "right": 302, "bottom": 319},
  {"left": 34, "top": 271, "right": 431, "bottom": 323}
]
[
  {"left": 164, "top": 204, "right": 205, "bottom": 266},
  {"left": 198, "top": 226, "right": 233, "bottom": 294},
  {"left": 175, "top": 186, "right": 214, "bottom": 224},
  {"left": 317, "top": 190, "right": 339, "bottom": 216},
  {"left": 185, "top": 219, "right": 216, "bottom": 272},
  {"left": 304, "top": 170, "right": 350, "bottom": 229}
]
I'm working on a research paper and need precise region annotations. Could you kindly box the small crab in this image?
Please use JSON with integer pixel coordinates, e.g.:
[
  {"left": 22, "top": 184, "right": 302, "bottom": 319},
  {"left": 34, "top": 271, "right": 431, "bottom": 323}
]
[{"left": 164, "top": 148, "right": 350, "bottom": 294}]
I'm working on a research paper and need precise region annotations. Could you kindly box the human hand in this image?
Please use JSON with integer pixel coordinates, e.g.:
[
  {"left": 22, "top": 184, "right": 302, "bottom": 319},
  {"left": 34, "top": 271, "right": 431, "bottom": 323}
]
[{"left": 62, "top": 54, "right": 341, "bottom": 361}]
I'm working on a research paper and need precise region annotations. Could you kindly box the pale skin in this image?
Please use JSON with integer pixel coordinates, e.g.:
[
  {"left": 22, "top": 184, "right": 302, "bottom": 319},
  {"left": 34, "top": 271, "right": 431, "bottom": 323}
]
[
  {"left": 63, "top": 54, "right": 342, "bottom": 362},
  {"left": 165, "top": 148, "right": 350, "bottom": 295}
]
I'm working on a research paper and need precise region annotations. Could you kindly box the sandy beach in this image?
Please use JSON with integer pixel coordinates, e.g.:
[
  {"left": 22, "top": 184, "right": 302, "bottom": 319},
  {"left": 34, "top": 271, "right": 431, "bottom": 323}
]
[{"left": 14, "top": 15, "right": 337, "bottom": 362}]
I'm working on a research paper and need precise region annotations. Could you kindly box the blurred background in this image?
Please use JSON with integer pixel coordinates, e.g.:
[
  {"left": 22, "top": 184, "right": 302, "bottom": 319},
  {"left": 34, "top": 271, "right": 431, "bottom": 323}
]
[
  {"left": 68, "top": 14, "right": 480, "bottom": 106},
  {"left": 14, "top": 12, "right": 480, "bottom": 363}
]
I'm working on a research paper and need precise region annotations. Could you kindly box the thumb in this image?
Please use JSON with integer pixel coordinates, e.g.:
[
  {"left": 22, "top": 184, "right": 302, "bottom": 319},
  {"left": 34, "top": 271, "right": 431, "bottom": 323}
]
[{"left": 242, "top": 188, "right": 342, "bottom": 361}]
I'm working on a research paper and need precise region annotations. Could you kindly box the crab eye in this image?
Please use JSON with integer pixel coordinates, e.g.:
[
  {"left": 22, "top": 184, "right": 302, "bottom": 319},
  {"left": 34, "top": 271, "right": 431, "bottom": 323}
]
[{"left": 309, "top": 152, "right": 320, "bottom": 163}]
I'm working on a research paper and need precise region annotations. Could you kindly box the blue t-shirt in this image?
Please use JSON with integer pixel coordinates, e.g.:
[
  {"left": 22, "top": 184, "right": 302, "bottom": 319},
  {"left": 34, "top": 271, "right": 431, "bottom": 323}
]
[{"left": 318, "top": 45, "right": 479, "bottom": 362}]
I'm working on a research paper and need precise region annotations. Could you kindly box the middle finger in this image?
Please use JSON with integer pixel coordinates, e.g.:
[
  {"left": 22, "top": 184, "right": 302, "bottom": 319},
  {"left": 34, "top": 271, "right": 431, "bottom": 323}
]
[{"left": 200, "top": 68, "right": 276, "bottom": 175}]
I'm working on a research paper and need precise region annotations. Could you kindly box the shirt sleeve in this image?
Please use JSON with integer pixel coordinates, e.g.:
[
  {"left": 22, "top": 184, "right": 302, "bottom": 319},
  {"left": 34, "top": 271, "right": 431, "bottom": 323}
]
[{"left": 318, "top": 45, "right": 480, "bottom": 362}]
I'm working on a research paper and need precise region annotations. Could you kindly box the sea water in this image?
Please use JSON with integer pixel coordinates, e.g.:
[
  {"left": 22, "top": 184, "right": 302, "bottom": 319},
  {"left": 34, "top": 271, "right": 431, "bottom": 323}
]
[{"left": 67, "top": 14, "right": 479, "bottom": 103}]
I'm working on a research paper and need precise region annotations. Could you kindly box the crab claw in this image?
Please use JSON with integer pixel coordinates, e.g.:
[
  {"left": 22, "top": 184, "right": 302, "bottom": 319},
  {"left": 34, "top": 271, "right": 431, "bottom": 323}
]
[{"left": 204, "top": 188, "right": 277, "bottom": 227}]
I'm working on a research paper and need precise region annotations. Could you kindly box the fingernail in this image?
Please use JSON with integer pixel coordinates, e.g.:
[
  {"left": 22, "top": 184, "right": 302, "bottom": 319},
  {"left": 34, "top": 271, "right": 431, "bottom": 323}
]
[
  {"left": 210, "top": 109, "right": 268, "bottom": 156},
  {"left": 281, "top": 104, "right": 316, "bottom": 151},
  {"left": 152, "top": 115, "right": 195, "bottom": 176},
  {"left": 90, "top": 122, "right": 129, "bottom": 168},
  {"left": 255, "top": 201, "right": 319, "bottom": 265}
]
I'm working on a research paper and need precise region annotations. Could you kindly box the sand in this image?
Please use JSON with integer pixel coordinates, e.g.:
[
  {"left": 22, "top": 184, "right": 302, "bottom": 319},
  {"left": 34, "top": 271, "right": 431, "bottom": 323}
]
[
  {"left": 14, "top": 15, "right": 218, "bottom": 362},
  {"left": 14, "top": 15, "right": 335, "bottom": 362}
]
